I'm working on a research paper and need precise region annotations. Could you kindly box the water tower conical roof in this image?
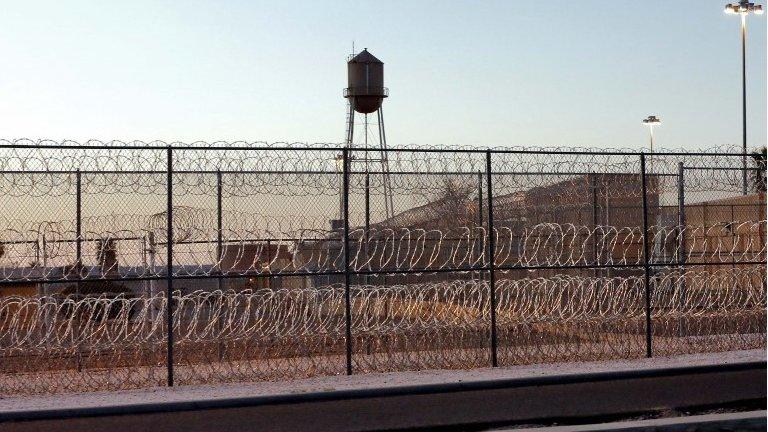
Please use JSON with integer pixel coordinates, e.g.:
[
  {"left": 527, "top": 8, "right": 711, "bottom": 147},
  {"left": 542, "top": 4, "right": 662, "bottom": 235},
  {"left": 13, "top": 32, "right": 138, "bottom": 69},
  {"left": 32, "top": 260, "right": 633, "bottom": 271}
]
[{"left": 349, "top": 49, "right": 382, "bottom": 64}]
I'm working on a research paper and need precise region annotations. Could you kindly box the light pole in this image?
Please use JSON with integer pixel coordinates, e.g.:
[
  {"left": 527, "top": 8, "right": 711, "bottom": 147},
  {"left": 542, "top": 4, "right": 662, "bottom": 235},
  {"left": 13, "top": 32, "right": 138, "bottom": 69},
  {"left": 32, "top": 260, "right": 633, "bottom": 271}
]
[
  {"left": 725, "top": 1, "right": 764, "bottom": 195},
  {"left": 643, "top": 115, "right": 661, "bottom": 175},
  {"left": 642, "top": 115, "right": 661, "bottom": 153}
]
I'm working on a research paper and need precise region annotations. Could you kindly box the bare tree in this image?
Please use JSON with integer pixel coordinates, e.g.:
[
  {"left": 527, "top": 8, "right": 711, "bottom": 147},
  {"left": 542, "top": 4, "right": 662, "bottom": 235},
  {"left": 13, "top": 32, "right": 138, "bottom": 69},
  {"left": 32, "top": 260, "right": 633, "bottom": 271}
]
[
  {"left": 61, "top": 238, "right": 131, "bottom": 299},
  {"left": 430, "top": 178, "right": 476, "bottom": 229},
  {"left": 751, "top": 147, "right": 767, "bottom": 193},
  {"left": 96, "top": 238, "right": 119, "bottom": 275}
]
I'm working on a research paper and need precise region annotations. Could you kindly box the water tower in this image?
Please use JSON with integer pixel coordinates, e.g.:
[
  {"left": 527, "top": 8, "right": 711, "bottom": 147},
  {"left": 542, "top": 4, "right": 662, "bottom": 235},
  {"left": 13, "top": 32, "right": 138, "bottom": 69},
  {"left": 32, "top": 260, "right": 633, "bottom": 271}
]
[{"left": 342, "top": 49, "right": 394, "bottom": 220}]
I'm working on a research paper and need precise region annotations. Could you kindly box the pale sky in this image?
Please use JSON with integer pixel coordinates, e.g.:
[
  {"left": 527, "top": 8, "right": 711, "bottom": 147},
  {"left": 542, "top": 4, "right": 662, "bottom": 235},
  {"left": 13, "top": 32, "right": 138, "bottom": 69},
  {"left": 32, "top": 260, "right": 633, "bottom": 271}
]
[{"left": 0, "top": 0, "right": 766, "bottom": 151}]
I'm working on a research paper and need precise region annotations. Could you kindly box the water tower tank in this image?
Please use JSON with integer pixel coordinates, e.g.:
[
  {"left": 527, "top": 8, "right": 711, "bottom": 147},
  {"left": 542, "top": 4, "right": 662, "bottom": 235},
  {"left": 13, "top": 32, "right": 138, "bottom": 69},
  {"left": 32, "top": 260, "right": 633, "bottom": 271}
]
[{"left": 344, "top": 49, "right": 388, "bottom": 114}]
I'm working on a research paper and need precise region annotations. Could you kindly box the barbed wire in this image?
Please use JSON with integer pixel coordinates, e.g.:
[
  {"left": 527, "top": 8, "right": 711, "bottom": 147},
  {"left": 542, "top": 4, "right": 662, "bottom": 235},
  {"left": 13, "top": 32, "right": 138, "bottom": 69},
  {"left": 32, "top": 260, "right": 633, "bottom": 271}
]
[
  {"left": 0, "top": 138, "right": 748, "bottom": 153},
  {"left": 0, "top": 140, "right": 764, "bottom": 396},
  {"left": 0, "top": 140, "right": 757, "bottom": 197},
  {"left": 0, "top": 220, "right": 764, "bottom": 281},
  {"left": 1, "top": 267, "right": 764, "bottom": 394}
]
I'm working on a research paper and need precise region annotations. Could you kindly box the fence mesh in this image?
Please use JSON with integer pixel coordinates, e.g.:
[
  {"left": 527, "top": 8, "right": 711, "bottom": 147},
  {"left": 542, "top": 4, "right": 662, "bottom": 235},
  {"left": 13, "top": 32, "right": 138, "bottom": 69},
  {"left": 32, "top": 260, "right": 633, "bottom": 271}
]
[{"left": 0, "top": 140, "right": 765, "bottom": 395}]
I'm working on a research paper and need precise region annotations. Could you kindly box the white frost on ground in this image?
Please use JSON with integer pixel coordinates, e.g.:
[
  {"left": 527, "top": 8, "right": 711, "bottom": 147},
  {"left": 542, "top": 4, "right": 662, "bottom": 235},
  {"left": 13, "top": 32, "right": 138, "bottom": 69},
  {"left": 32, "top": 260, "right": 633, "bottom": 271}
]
[{"left": 0, "top": 349, "right": 764, "bottom": 412}]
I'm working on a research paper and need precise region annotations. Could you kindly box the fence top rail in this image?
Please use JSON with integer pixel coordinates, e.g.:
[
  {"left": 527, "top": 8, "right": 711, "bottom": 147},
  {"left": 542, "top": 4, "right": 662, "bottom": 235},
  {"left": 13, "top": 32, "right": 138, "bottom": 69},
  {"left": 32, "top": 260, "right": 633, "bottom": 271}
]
[
  {"left": 0, "top": 139, "right": 755, "bottom": 157},
  {"left": 0, "top": 169, "right": 684, "bottom": 176},
  {"left": 684, "top": 166, "right": 764, "bottom": 171}
]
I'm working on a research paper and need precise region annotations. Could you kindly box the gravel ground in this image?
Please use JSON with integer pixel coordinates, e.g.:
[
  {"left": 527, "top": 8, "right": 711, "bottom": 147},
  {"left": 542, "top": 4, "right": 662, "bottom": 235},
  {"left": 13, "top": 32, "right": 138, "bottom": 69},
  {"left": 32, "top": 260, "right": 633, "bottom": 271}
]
[{"left": 0, "top": 349, "right": 764, "bottom": 413}]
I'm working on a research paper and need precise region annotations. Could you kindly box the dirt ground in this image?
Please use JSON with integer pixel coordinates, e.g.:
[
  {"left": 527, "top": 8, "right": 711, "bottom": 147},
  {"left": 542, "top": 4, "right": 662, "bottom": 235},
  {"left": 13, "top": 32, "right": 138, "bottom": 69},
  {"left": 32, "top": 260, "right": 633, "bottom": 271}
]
[{"left": 1, "top": 348, "right": 763, "bottom": 413}]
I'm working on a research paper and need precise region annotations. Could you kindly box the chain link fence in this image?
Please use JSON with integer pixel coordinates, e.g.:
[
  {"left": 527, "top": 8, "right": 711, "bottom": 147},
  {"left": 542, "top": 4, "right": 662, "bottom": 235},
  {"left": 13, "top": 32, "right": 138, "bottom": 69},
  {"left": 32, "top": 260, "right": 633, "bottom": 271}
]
[{"left": 0, "top": 140, "right": 765, "bottom": 395}]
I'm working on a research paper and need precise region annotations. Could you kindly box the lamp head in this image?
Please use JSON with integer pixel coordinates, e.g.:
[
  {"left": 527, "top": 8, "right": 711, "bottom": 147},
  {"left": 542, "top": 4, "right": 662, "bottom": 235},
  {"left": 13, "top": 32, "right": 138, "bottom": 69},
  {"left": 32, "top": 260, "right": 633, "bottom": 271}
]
[
  {"left": 725, "top": 1, "right": 764, "bottom": 15},
  {"left": 642, "top": 115, "right": 661, "bottom": 125}
]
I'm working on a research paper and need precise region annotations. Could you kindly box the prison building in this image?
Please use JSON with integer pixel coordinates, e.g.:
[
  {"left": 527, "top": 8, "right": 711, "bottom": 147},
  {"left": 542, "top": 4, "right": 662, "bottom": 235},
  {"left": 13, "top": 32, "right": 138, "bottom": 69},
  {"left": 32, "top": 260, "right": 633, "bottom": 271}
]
[
  {"left": 341, "top": 173, "right": 660, "bottom": 285},
  {"left": 507, "top": 173, "right": 660, "bottom": 279},
  {"left": 660, "top": 192, "right": 766, "bottom": 278},
  {"left": 219, "top": 242, "right": 301, "bottom": 290}
]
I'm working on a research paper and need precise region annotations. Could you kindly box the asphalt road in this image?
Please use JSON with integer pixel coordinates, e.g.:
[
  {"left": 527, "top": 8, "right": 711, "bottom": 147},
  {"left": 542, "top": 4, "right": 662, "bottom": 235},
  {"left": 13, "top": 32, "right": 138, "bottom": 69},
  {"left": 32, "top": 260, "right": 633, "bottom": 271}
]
[{"left": 0, "top": 361, "right": 764, "bottom": 432}]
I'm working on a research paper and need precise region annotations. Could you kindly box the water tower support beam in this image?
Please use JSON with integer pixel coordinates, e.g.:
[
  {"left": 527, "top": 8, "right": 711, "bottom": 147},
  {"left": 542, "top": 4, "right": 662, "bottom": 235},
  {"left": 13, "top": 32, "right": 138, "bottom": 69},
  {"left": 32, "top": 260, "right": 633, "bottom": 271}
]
[
  {"left": 345, "top": 100, "right": 355, "bottom": 146},
  {"left": 377, "top": 107, "right": 394, "bottom": 219}
]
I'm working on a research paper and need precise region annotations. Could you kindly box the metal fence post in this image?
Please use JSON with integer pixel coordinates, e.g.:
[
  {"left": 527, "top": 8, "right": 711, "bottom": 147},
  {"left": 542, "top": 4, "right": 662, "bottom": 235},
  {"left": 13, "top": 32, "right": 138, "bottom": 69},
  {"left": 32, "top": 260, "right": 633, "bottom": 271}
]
[
  {"left": 477, "top": 170, "right": 484, "bottom": 281},
  {"left": 216, "top": 170, "right": 224, "bottom": 361},
  {"left": 166, "top": 146, "right": 175, "bottom": 386},
  {"left": 75, "top": 169, "right": 83, "bottom": 370},
  {"left": 591, "top": 173, "right": 598, "bottom": 277},
  {"left": 477, "top": 171, "right": 484, "bottom": 229},
  {"left": 730, "top": 204, "right": 737, "bottom": 271},
  {"left": 41, "top": 235, "right": 47, "bottom": 270},
  {"left": 677, "top": 163, "right": 686, "bottom": 279},
  {"left": 216, "top": 170, "right": 223, "bottom": 275},
  {"left": 677, "top": 162, "right": 686, "bottom": 338},
  {"left": 485, "top": 151, "right": 498, "bottom": 367},
  {"left": 640, "top": 154, "right": 652, "bottom": 358},
  {"left": 75, "top": 169, "right": 82, "bottom": 292},
  {"left": 364, "top": 171, "right": 370, "bottom": 286},
  {"left": 342, "top": 148, "right": 353, "bottom": 375},
  {"left": 266, "top": 239, "right": 273, "bottom": 288}
]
